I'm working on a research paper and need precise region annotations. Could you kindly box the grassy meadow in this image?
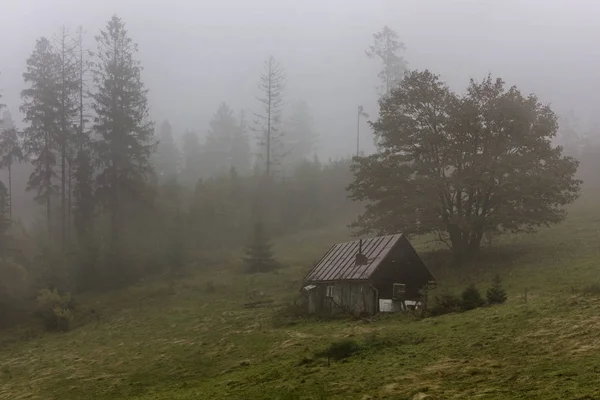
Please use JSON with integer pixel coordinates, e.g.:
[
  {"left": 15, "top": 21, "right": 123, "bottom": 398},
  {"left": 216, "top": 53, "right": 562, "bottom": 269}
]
[{"left": 2, "top": 190, "right": 600, "bottom": 399}]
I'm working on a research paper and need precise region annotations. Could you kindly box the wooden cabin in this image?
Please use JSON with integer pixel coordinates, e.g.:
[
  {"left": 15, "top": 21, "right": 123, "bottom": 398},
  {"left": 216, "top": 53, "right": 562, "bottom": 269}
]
[{"left": 301, "top": 234, "right": 435, "bottom": 316}]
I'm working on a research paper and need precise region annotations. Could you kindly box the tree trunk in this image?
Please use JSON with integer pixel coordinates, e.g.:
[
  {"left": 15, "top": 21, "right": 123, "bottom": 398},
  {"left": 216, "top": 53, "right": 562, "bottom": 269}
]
[
  {"left": 7, "top": 164, "right": 12, "bottom": 219},
  {"left": 62, "top": 143, "right": 66, "bottom": 252},
  {"left": 448, "top": 224, "right": 483, "bottom": 258}
]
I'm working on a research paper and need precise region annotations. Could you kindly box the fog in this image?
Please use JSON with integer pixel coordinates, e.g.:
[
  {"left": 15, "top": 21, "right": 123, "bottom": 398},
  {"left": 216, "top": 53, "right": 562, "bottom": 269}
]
[{"left": 2, "top": 0, "right": 600, "bottom": 158}]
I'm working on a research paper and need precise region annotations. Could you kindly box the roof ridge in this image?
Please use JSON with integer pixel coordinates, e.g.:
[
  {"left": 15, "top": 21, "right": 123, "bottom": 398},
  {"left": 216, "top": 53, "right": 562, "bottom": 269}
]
[{"left": 304, "top": 233, "right": 404, "bottom": 282}]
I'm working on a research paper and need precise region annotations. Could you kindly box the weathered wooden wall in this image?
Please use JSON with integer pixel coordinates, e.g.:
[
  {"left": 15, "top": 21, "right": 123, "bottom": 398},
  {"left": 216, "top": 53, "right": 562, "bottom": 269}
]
[{"left": 306, "top": 282, "right": 378, "bottom": 316}]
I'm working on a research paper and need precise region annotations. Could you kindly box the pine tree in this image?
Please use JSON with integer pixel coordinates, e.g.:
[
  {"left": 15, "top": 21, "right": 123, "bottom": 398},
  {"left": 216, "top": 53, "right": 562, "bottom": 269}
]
[
  {"left": 54, "top": 26, "right": 80, "bottom": 250},
  {"left": 231, "top": 110, "right": 251, "bottom": 175},
  {"left": 254, "top": 56, "right": 286, "bottom": 177},
  {"left": 73, "top": 147, "right": 94, "bottom": 244},
  {"left": 285, "top": 100, "right": 316, "bottom": 167},
  {"left": 243, "top": 221, "right": 279, "bottom": 273},
  {"left": 181, "top": 130, "right": 202, "bottom": 185},
  {"left": 366, "top": 26, "right": 407, "bottom": 96},
  {"left": 486, "top": 275, "right": 508, "bottom": 304},
  {"left": 20, "top": 37, "right": 61, "bottom": 238},
  {"left": 461, "top": 283, "right": 485, "bottom": 311},
  {"left": 0, "top": 112, "right": 25, "bottom": 218},
  {"left": 154, "top": 120, "right": 181, "bottom": 180},
  {"left": 204, "top": 102, "right": 238, "bottom": 176},
  {"left": 91, "top": 15, "right": 155, "bottom": 272}
]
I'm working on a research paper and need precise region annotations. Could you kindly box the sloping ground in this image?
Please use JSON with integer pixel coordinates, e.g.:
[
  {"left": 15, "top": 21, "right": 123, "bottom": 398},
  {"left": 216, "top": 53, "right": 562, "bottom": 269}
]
[{"left": 2, "top": 195, "right": 600, "bottom": 400}]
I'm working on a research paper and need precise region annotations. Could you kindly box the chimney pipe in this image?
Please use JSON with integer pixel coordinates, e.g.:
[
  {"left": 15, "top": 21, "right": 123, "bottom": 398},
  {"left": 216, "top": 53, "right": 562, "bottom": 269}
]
[{"left": 355, "top": 239, "right": 367, "bottom": 265}]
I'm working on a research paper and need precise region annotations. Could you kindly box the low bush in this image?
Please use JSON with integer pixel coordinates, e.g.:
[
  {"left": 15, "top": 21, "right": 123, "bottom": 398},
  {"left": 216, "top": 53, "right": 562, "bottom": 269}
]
[
  {"left": 486, "top": 275, "right": 508, "bottom": 304},
  {"left": 429, "top": 293, "right": 462, "bottom": 316},
  {"left": 35, "top": 288, "right": 75, "bottom": 332},
  {"left": 271, "top": 295, "right": 310, "bottom": 327},
  {"left": 461, "top": 283, "right": 486, "bottom": 311},
  {"left": 316, "top": 339, "right": 361, "bottom": 361},
  {"left": 582, "top": 283, "right": 600, "bottom": 295}
]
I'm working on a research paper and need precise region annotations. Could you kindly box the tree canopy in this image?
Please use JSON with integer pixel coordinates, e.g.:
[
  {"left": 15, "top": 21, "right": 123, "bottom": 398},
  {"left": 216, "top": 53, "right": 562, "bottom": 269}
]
[{"left": 348, "top": 70, "right": 581, "bottom": 256}]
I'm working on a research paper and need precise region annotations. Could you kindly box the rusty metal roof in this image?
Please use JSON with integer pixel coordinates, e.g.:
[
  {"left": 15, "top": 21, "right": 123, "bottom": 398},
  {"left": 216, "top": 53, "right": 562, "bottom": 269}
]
[{"left": 304, "top": 234, "right": 404, "bottom": 282}]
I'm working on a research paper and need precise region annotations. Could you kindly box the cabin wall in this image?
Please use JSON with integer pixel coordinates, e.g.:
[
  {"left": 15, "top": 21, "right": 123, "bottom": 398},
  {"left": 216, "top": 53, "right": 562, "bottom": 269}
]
[
  {"left": 306, "top": 282, "right": 378, "bottom": 316},
  {"left": 371, "top": 238, "right": 433, "bottom": 300}
]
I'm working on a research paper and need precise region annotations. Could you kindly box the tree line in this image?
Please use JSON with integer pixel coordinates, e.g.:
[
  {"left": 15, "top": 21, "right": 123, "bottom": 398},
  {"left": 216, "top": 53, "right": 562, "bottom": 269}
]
[{"left": 0, "top": 15, "right": 357, "bottom": 327}]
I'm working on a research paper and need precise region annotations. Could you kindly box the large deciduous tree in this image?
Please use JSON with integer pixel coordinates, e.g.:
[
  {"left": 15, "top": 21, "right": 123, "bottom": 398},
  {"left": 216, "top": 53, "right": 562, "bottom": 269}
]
[
  {"left": 91, "top": 15, "right": 155, "bottom": 270},
  {"left": 348, "top": 70, "right": 581, "bottom": 257}
]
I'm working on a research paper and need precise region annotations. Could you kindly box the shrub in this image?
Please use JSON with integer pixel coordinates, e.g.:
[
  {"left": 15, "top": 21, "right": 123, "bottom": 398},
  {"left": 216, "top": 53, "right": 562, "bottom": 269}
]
[
  {"left": 205, "top": 280, "right": 216, "bottom": 293},
  {"left": 271, "top": 295, "right": 309, "bottom": 327},
  {"left": 461, "top": 283, "right": 485, "bottom": 311},
  {"left": 0, "top": 259, "right": 29, "bottom": 326},
  {"left": 316, "top": 339, "right": 361, "bottom": 361},
  {"left": 429, "top": 293, "right": 462, "bottom": 316},
  {"left": 36, "top": 288, "right": 74, "bottom": 332},
  {"left": 486, "top": 274, "right": 508, "bottom": 304},
  {"left": 582, "top": 283, "right": 600, "bottom": 295}
]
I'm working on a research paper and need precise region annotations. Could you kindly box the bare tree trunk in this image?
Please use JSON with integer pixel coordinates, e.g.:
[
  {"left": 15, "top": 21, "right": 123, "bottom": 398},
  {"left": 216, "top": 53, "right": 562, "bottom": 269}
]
[
  {"left": 266, "top": 58, "right": 272, "bottom": 177},
  {"left": 7, "top": 163, "right": 11, "bottom": 219}
]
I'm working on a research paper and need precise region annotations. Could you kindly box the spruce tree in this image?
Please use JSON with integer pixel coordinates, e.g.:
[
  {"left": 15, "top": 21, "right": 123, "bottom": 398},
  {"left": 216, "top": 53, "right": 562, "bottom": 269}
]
[
  {"left": 154, "top": 120, "right": 181, "bottom": 180},
  {"left": 20, "top": 37, "right": 61, "bottom": 238},
  {"left": 461, "top": 283, "right": 485, "bottom": 311},
  {"left": 243, "top": 221, "right": 279, "bottom": 273},
  {"left": 486, "top": 275, "right": 508, "bottom": 304},
  {"left": 285, "top": 100, "right": 316, "bottom": 167},
  {"left": 72, "top": 147, "right": 94, "bottom": 244},
  {"left": 204, "top": 102, "right": 237, "bottom": 176},
  {"left": 231, "top": 110, "right": 251, "bottom": 175},
  {"left": 181, "top": 130, "right": 202, "bottom": 185},
  {"left": 91, "top": 15, "right": 155, "bottom": 278}
]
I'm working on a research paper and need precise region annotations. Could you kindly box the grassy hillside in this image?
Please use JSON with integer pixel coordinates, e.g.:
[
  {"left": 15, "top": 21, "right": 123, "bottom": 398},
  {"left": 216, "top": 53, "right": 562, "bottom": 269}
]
[{"left": 2, "top": 191, "right": 600, "bottom": 399}]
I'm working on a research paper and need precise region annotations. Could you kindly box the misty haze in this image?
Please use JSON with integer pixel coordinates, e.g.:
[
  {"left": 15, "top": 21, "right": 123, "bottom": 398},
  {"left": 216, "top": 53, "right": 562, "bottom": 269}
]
[{"left": 0, "top": 1, "right": 599, "bottom": 399}]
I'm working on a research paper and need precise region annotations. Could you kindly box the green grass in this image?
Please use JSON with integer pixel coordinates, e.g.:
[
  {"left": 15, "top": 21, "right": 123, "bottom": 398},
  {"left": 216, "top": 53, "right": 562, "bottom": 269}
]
[{"left": 3, "top": 191, "right": 600, "bottom": 399}]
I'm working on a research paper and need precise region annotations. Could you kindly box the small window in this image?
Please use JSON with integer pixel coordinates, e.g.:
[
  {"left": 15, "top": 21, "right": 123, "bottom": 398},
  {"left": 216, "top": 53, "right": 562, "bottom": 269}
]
[
  {"left": 392, "top": 283, "right": 406, "bottom": 300},
  {"left": 326, "top": 285, "right": 334, "bottom": 298}
]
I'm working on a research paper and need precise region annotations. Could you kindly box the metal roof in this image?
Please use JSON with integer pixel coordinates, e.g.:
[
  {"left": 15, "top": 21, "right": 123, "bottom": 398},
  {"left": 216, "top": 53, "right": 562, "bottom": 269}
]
[{"left": 304, "top": 234, "right": 403, "bottom": 282}]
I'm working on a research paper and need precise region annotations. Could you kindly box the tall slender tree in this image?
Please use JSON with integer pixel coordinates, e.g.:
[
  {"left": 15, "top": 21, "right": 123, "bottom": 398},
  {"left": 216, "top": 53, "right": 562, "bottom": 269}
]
[
  {"left": 254, "top": 56, "right": 286, "bottom": 177},
  {"left": 91, "top": 15, "right": 155, "bottom": 272},
  {"left": 231, "top": 110, "right": 251, "bottom": 175},
  {"left": 181, "top": 129, "right": 202, "bottom": 184},
  {"left": 0, "top": 125, "right": 25, "bottom": 218},
  {"left": 285, "top": 100, "right": 316, "bottom": 167},
  {"left": 20, "top": 37, "right": 60, "bottom": 238},
  {"left": 0, "top": 181, "right": 11, "bottom": 254},
  {"left": 72, "top": 25, "right": 94, "bottom": 250},
  {"left": 366, "top": 26, "right": 407, "bottom": 96},
  {"left": 54, "top": 26, "right": 79, "bottom": 250},
  {"left": 204, "top": 102, "right": 237, "bottom": 176}
]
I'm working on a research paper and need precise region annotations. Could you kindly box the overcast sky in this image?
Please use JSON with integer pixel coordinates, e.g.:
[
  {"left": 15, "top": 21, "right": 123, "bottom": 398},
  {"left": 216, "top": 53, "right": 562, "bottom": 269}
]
[{"left": 2, "top": 0, "right": 600, "bottom": 158}]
